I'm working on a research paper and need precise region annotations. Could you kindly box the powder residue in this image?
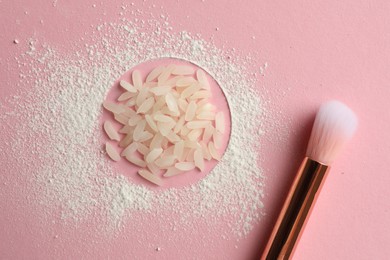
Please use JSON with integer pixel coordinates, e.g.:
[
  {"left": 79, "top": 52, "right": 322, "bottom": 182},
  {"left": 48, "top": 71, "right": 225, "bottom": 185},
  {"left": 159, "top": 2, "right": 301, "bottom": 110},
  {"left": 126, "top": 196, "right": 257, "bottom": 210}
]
[{"left": 0, "top": 15, "right": 266, "bottom": 238}]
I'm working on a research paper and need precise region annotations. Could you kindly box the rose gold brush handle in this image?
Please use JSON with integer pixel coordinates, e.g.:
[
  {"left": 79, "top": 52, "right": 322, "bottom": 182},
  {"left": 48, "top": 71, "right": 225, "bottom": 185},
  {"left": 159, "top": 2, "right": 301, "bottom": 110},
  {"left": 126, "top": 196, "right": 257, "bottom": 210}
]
[{"left": 261, "top": 158, "right": 329, "bottom": 260}]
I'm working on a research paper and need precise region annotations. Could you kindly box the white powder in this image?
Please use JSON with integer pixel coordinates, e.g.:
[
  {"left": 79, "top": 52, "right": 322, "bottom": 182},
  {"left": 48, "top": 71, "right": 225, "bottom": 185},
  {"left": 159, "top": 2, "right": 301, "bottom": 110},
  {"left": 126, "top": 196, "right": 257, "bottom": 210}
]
[{"left": 0, "top": 14, "right": 266, "bottom": 238}]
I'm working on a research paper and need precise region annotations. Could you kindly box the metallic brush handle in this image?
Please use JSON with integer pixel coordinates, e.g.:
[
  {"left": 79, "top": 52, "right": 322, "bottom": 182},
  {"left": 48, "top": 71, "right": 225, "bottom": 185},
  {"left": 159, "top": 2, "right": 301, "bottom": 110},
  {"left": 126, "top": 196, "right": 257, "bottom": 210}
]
[{"left": 261, "top": 158, "right": 329, "bottom": 260}]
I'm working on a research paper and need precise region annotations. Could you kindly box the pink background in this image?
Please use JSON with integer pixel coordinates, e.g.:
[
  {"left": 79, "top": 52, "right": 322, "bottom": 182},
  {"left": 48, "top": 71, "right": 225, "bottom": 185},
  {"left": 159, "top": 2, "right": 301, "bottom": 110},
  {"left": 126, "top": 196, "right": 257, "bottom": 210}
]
[{"left": 1, "top": 0, "right": 389, "bottom": 259}]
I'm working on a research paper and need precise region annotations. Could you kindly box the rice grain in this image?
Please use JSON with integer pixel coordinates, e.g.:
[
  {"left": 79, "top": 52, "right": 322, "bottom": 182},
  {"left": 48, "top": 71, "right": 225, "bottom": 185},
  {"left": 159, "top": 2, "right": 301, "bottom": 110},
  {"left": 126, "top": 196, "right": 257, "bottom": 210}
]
[
  {"left": 137, "top": 131, "right": 153, "bottom": 142},
  {"left": 186, "top": 120, "right": 210, "bottom": 129},
  {"left": 119, "top": 133, "right": 133, "bottom": 148},
  {"left": 147, "top": 163, "right": 161, "bottom": 175},
  {"left": 175, "top": 162, "right": 195, "bottom": 171},
  {"left": 146, "top": 65, "right": 165, "bottom": 82},
  {"left": 125, "top": 154, "right": 147, "bottom": 168},
  {"left": 121, "top": 142, "right": 138, "bottom": 157},
  {"left": 163, "top": 167, "right": 183, "bottom": 177},
  {"left": 128, "top": 114, "right": 142, "bottom": 126},
  {"left": 114, "top": 113, "right": 130, "bottom": 125},
  {"left": 105, "top": 142, "right": 121, "bottom": 162},
  {"left": 215, "top": 112, "right": 225, "bottom": 134},
  {"left": 117, "top": 91, "right": 135, "bottom": 101},
  {"left": 136, "top": 96, "right": 154, "bottom": 114},
  {"left": 173, "top": 141, "right": 184, "bottom": 159},
  {"left": 132, "top": 70, "right": 143, "bottom": 89},
  {"left": 103, "top": 101, "right": 126, "bottom": 114},
  {"left": 137, "top": 142, "right": 150, "bottom": 155},
  {"left": 172, "top": 65, "right": 195, "bottom": 75},
  {"left": 213, "top": 130, "right": 223, "bottom": 149},
  {"left": 138, "top": 169, "right": 162, "bottom": 186},
  {"left": 176, "top": 77, "right": 196, "bottom": 87},
  {"left": 155, "top": 155, "right": 176, "bottom": 168},
  {"left": 187, "top": 129, "right": 203, "bottom": 141},
  {"left": 145, "top": 148, "right": 163, "bottom": 163},
  {"left": 196, "top": 69, "right": 210, "bottom": 90},
  {"left": 185, "top": 101, "right": 197, "bottom": 121},
  {"left": 202, "top": 124, "right": 214, "bottom": 143},
  {"left": 136, "top": 87, "right": 150, "bottom": 107},
  {"left": 181, "top": 83, "right": 201, "bottom": 99},
  {"left": 145, "top": 114, "right": 158, "bottom": 132},
  {"left": 149, "top": 85, "right": 172, "bottom": 96},
  {"left": 103, "top": 121, "right": 120, "bottom": 141},
  {"left": 208, "top": 142, "right": 221, "bottom": 161},
  {"left": 165, "top": 92, "right": 179, "bottom": 114},
  {"left": 194, "top": 149, "right": 205, "bottom": 171},
  {"left": 120, "top": 80, "right": 137, "bottom": 93}
]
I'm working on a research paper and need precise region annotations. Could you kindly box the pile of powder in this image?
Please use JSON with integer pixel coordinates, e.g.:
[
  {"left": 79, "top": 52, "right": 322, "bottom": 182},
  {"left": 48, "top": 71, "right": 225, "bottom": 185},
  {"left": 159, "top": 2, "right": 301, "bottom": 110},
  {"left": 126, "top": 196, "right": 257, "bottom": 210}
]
[{"left": 0, "top": 15, "right": 266, "bottom": 238}]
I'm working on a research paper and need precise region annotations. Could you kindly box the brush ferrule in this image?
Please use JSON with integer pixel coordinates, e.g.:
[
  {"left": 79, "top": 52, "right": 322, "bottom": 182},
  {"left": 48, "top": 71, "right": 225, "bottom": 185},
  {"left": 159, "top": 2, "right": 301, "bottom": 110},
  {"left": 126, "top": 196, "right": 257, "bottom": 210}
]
[{"left": 261, "top": 158, "right": 329, "bottom": 260}]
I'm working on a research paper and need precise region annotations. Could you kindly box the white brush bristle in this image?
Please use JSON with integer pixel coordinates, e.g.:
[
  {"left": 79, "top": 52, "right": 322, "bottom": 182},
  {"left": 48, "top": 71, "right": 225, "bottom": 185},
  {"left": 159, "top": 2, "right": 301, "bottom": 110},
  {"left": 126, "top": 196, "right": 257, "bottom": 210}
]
[{"left": 306, "top": 100, "right": 358, "bottom": 165}]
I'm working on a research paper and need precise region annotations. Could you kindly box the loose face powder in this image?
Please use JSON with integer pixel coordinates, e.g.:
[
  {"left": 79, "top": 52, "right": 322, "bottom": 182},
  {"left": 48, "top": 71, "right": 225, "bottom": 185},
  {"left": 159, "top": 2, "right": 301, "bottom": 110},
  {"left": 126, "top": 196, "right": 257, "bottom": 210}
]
[{"left": 0, "top": 15, "right": 266, "bottom": 240}]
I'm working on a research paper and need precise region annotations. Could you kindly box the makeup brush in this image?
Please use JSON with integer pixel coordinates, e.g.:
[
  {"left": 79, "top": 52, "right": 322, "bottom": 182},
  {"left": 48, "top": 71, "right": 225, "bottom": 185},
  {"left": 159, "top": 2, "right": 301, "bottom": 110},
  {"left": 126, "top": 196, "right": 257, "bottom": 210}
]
[{"left": 261, "top": 100, "right": 358, "bottom": 260}]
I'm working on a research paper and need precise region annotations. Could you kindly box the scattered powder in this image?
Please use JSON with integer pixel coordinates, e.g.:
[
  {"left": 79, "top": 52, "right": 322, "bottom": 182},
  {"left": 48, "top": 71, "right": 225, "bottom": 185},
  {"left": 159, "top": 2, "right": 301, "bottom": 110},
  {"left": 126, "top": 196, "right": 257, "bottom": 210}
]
[
  {"left": 259, "top": 62, "right": 268, "bottom": 76},
  {"left": 0, "top": 14, "right": 266, "bottom": 238}
]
